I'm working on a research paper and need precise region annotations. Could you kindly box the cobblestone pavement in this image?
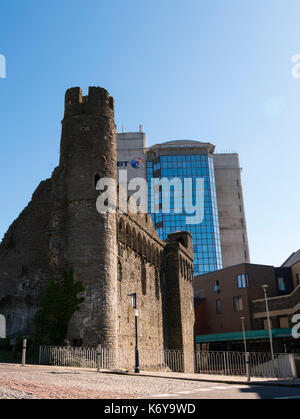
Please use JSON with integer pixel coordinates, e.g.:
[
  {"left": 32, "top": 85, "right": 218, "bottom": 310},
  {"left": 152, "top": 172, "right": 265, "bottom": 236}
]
[
  {"left": 0, "top": 364, "right": 217, "bottom": 399},
  {"left": 0, "top": 364, "right": 299, "bottom": 400}
]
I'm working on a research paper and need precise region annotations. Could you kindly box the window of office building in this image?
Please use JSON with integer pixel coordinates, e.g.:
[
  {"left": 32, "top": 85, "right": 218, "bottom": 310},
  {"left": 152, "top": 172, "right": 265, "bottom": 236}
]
[
  {"left": 216, "top": 299, "right": 222, "bottom": 314},
  {"left": 263, "top": 318, "right": 273, "bottom": 330},
  {"left": 233, "top": 296, "right": 243, "bottom": 312},
  {"left": 237, "top": 274, "right": 248, "bottom": 289},
  {"left": 277, "top": 277, "right": 286, "bottom": 291},
  {"left": 214, "top": 280, "right": 220, "bottom": 294},
  {"left": 279, "top": 317, "right": 289, "bottom": 329},
  {"left": 147, "top": 154, "right": 223, "bottom": 276}
]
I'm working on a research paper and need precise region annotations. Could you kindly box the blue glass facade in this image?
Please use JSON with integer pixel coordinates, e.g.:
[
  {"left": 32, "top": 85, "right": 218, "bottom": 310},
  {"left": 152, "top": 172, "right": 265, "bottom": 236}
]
[{"left": 147, "top": 154, "right": 223, "bottom": 276}]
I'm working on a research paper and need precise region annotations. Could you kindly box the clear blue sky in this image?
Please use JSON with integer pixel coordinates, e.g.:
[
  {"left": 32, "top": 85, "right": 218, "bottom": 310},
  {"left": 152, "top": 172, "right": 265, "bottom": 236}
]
[{"left": 0, "top": 0, "right": 299, "bottom": 266}]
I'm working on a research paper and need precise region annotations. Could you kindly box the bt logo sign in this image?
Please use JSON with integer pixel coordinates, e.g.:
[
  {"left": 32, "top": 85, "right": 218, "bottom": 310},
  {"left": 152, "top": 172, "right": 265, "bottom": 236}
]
[
  {"left": 131, "top": 158, "right": 143, "bottom": 169},
  {"left": 117, "top": 161, "right": 129, "bottom": 167},
  {"left": 117, "top": 158, "right": 143, "bottom": 169},
  {"left": 0, "top": 54, "right": 6, "bottom": 79}
]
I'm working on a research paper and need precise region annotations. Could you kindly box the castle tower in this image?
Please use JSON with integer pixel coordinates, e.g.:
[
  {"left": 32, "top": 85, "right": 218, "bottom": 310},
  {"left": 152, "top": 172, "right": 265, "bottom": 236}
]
[{"left": 57, "top": 87, "right": 118, "bottom": 347}]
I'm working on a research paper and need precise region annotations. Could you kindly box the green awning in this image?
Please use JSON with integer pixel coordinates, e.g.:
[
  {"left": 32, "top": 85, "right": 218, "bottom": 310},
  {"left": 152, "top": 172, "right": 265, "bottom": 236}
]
[{"left": 195, "top": 328, "right": 292, "bottom": 343}]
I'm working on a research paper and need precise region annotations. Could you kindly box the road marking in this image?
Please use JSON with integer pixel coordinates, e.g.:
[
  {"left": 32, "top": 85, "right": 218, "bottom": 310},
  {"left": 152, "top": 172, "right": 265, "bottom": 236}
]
[
  {"left": 273, "top": 395, "right": 300, "bottom": 400},
  {"left": 189, "top": 388, "right": 210, "bottom": 392},
  {"left": 197, "top": 388, "right": 214, "bottom": 392},
  {"left": 151, "top": 388, "right": 214, "bottom": 397},
  {"left": 176, "top": 391, "right": 195, "bottom": 395},
  {"left": 151, "top": 384, "right": 268, "bottom": 399}
]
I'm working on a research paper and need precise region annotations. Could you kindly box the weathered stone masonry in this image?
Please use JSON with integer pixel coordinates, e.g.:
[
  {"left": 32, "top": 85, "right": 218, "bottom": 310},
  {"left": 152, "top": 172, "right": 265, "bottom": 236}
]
[{"left": 0, "top": 86, "right": 195, "bottom": 370}]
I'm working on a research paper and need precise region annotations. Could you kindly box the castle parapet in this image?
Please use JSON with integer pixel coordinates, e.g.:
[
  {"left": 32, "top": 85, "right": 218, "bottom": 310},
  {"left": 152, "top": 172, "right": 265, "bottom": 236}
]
[{"left": 64, "top": 86, "right": 115, "bottom": 119}]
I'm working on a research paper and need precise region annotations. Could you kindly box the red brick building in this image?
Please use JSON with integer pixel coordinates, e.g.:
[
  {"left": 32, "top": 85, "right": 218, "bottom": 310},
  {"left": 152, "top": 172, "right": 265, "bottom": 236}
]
[{"left": 194, "top": 262, "right": 299, "bottom": 353}]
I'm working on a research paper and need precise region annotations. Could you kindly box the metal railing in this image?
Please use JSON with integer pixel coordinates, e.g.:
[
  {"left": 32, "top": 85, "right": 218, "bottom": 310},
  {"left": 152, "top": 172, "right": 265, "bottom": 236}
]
[
  {"left": 39, "top": 347, "right": 185, "bottom": 372},
  {"left": 39, "top": 346, "right": 98, "bottom": 368},
  {"left": 195, "top": 351, "right": 296, "bottom": 378},
  {"left": 39, "top": 347, "right": 297, "bottom": 379}
]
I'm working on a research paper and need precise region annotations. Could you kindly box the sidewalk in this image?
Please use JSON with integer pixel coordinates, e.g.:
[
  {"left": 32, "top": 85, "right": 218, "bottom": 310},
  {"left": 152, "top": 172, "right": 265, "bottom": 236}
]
[{"left": 102, "top": 368, "right": 300, "bottom": 388}]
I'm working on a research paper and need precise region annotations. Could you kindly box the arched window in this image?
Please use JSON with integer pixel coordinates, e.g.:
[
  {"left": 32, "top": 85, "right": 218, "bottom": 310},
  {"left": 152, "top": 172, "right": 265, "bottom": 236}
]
[
  {"left": 155, "top": 248, "right": 160, "bottom": 266},
  {"left": 145, "top": 239, "right": 150, "bottom": 261},
  {"left": 149, "top": 245, "right": 155, "bottom": 264},
  {"left": 142, "top": 236, "right": 147, "bottom": 259},
  {"left": 118, "top": 261, "right": 123, "bottom": 282},
  {"left": 189, "top": 264, "right": 194, "bottom": 282},
  {"left": 132, "top": 228, "right": 138, "bottom": 253},
  {"left": 118, "top": 218, "right": 126, "bottom": 243},
  {"left": 137, "top": 232, "right": 143, "bottom": 255},
  {"left": 126, "top": 223, "right": 131, "bottom": 248}
]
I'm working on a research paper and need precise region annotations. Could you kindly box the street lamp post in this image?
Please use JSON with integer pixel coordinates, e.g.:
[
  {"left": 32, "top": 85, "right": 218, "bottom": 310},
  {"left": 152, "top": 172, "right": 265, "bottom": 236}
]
[
  {"left": 262, "top": 285, "right": 275, "bottom": 359},
  {"left": 240, "top": 317, "right": 247, "bottom": 353},
  {"left": 241, "top": 317, "right": 250, "bottom": 382},
  {"left": 128, "top": 293, "right": 140, "bottom": 374}
]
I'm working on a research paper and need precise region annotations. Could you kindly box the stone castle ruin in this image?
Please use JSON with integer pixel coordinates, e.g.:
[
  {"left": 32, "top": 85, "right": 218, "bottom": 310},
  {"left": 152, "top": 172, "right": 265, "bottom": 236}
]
[{"left": 0, "top": 87, "right": 195, "bottom": 371}]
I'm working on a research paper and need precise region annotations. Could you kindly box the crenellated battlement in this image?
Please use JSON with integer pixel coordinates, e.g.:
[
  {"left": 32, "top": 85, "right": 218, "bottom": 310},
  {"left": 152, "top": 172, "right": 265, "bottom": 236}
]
[{"left": 64, "top": 86, "right": 115, "bottom": 119}]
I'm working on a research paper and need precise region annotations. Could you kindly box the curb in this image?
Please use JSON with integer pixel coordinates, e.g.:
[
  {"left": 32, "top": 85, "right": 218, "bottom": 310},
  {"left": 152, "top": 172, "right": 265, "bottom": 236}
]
[{"left": 99, "top": 370, "right": 300, "bottom": 388}]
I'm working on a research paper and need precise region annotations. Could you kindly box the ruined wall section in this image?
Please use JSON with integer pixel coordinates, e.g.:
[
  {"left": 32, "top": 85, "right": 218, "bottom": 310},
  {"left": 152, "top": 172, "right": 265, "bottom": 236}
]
[
  {"left": 117, "top": 213, "right": 165, "bottom": 352},
  {"left": 163, "top": 232, "right": 195, "bottom": 372},
  {"left": 0, "top": 179, "right": 53, "bottom": 336}
]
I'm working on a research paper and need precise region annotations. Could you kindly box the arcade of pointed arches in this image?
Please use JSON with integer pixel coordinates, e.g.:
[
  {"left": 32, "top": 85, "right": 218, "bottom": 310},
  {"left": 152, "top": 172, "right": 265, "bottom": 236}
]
[{"left": 117, "top": 216, "right": 193, "bottom": 284}]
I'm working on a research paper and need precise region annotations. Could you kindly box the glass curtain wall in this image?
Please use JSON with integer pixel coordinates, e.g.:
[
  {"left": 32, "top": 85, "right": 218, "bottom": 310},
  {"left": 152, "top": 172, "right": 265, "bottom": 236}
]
[{"left": 147, "top": 154, "right": 223, "bottom": 276}]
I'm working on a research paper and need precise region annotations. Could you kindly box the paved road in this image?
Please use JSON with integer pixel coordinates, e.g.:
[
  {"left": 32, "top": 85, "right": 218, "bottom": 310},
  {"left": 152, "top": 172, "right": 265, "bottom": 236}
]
[
  {"left": 151, "top": 382, "right": 300, "bottom": 399},
  {"left": 0, "top": 364, "right": 299, "bottom": 399}
]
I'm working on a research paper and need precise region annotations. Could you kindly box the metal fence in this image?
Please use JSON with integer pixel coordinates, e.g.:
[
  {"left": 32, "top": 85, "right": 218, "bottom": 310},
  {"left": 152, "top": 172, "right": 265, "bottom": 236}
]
[
  {"left": 195, "top": 351, "right": 296, "bottom": 378},
  {"left": 39, "top": 347, "right": 297, "bottom": 379},
  {"left": 39, "top": 347, "right": 185, "bottom": 372},
  {"left": 39, "top": 346, "right": 98, "bottom": 368}
]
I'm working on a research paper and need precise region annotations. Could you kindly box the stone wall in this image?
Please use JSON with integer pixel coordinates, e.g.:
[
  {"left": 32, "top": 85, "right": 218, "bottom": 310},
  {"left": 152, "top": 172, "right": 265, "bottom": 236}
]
[
  {"left": 116, "top": 213, "right": 165, "bottom": 352},
  {"left": 0, "top": 86, "right": 195, "bottom": 371},
  {"left": 0, "top": 179, "right": 53, "bottom": 336}
]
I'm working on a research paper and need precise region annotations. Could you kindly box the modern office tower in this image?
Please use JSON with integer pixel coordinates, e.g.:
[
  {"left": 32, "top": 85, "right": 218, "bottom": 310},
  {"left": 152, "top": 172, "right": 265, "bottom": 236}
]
[
  {"left": 214, "top": 153, "right": 250, "bottom": 268},
  {"left": 117, "top": 132, "right": 250, "bottom": 275},
  {"left": 146, "top": 141, "right": 223, "bottom": 276},
  {"left": 117, "top": 129, "right": 147, "bottom": 183}
]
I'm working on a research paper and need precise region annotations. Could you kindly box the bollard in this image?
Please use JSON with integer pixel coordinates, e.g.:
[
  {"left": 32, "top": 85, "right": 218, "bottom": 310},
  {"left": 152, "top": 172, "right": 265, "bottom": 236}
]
[
  {"left": 97, "top": 344, "right": 102, "bottom": 373},
  {"left": 21, "top": 338, "right": 27, "bottom": 367},
  {"left": 246, "top": 352, "right": 251, "bottom": 382}
]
